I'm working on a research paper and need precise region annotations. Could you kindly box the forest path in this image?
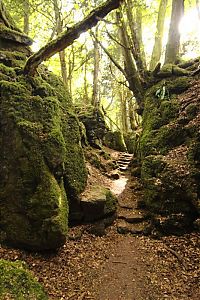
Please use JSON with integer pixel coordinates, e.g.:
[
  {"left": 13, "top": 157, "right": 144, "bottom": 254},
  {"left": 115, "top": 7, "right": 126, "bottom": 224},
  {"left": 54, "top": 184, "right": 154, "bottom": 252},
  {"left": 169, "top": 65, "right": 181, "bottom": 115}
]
[{"left": 91, "top": 163, "right": 161, "bottom": 300}]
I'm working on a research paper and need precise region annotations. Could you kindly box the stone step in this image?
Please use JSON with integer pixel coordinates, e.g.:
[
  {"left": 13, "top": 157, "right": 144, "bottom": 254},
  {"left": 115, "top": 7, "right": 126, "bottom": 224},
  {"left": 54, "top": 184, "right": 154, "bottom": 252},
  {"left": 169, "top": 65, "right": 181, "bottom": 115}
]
[
  {"left": 119, "top": 166, "right": 129, "bottom": 171},
  {"left": 117, "top": 219, "right": 150, "bottom": 235},
  {"left": 119, "top": 153, "right": 133, "bottom": 157},
  {"left": 117, "top": 160, "right": 132, "bottom": 164},
  {"left": 117, "top": 209, "right": 145, "bottom": 223},
  {"left": 118, "top": 162, "right": 130, "bottom": 167}
]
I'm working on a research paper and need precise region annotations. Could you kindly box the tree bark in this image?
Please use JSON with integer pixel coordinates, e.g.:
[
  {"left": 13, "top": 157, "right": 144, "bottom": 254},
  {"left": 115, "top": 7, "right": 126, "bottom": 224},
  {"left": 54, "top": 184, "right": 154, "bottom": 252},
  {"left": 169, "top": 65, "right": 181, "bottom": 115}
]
[
  {"left": 196, "top": 0, "right": 200, "bottom": 20},
  {"left": 119, "top": 88, "right": 128, "bottom": 134},
  {"left": 126, "top": 0, "right": 146, "bottom": 78},
  {"left": 24, "top": 0, "right": 123, "bottom": 75},
  {"left": 150, "top": 0, "right": 168, "bottom": 70},
  {"left": 23, "top": 0, "right": 30, "bottom": 35},
  {"left": 91, "top": 26, "right": 100, "bottom": 108},
  {"left": 164, "top": 0, "right": 184, "bottom": 64},
  {"left": 116, "top": 10, "right": 144, "bottom": 106},
  {"left": 53, "top": 0, "right": 68, "bottom": 85}
]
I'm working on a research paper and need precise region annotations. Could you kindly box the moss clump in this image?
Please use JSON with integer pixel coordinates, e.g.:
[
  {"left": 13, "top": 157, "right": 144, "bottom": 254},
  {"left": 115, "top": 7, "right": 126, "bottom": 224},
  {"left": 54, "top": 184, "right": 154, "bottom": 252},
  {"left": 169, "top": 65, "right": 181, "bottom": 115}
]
[
  {"left": 0, "top": 260, "right": 48, "bottom": 300},
  {"left": 0, "top": 63, "right": 15, "bottom": 77},
  {"left": 185, "top": 103, "right": 199, "bottom": 119}
]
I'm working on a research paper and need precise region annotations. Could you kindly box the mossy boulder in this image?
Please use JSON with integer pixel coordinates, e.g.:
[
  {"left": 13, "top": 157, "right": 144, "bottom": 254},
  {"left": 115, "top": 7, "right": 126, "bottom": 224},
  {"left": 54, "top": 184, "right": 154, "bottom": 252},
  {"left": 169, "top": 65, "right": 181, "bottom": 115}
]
[
  {"left": 0, "top": 50, "right": 87, "bottom": 250},
  {"left": 0, "top": 259, "right": 48, "bottom": 299},
  {"left": 104, "top": 131, "right": 127, "bottom": 152},
  {"left": 81, "top": 185, "right": 117, "bottom": 222}
]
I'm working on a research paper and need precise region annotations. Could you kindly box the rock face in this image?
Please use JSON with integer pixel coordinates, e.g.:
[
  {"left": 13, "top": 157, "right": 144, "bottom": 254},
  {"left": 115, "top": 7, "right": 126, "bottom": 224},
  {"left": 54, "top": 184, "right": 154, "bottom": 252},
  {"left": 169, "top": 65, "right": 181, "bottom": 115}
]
[
  {"left": 0, "top": 259, "right": 48, "bottom": 299},
  {"left": 139, "top": 75, "right": 200, "bottom": 233},
  {"left": 76, "top": 105, "right": 108, "bottom": 149},
  {"left": 104, "top": 131, "right": 127, "bottom": 152},
  {"left": 81, "top": 185, "right": 117, "bottom": 222},
  {"left": 0, "top": 50, "right": 87, "bottom": 250}
]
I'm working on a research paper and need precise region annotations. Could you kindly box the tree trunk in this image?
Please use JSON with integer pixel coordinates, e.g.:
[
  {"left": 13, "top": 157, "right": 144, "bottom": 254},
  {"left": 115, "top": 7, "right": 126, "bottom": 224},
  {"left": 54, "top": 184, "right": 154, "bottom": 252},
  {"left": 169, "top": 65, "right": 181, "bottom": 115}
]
[
  {"left": 116, "top": 10, "right": 144, "bottom": 107},
  {"left": 164, "top": 0, "right": 184, "bottom": 64},
  {"left": 196, "top": 0, "right": 200, "bottom": 20},
  {"left": 53, "top": 0, "right": 68, "bottom": 85},
  {"left": 84, "top": 53, "right": 90, "bottom": 104},
  {"left": 91, "top": 26, "right": 100, "bottom": 108},
  {"left": 23, "top": 0, "right": 30, "bottom": 35},
  {"left": 150, "top": 0, "right": 168, "bottom": 70},
  {"left": 126, "top": 0, "right": 146, "bottom": 78},
  {"left": 119, "top": 88, "right": 128, "bottom": 134},
  {"left": 135, "top": 6, "right": 147, "bottom": 70},
  {"left": 24, "top": 0, "right": 123, "bottom": 75}
]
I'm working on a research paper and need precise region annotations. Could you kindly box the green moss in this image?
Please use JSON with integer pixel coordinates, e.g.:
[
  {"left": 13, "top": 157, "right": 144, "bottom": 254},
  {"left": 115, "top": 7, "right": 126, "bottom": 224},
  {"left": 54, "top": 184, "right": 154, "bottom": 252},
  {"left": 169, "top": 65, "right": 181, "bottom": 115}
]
[
  {"left": 104, "top": 189, "right": 117, "bottom": 215},
  {"left": 0, "top": 259, "right": 48, "bottom": 300},
  {"left": 139, "top": 81, "right": 186, "bottom": 159},
  {"left": 0, "top": 63, "right": 16, "bottom": 78},
  {"left": 166, "top": 77, "right": 191, "bottom": 94},
  {"left": 104, "top": 131, "right": 127, "bottom": 152},
  {"left": 185, "top": 103, "right": 199, "bottom": 119},
  {"left": 0, "top": 52, "right": 87, "bottom": 249},
  {"left": 141, "top": 155, "right": 196, "bottom": 215}
]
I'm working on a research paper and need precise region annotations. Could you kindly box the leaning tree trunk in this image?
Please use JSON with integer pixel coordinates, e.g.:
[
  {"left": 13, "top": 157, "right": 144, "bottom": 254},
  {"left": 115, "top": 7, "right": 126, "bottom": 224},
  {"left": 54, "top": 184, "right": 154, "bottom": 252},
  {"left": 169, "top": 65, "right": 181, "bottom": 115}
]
[
  {"left": 150, "top": 0, "right": 168, "bottom": 70},
  {"left": 24, "top": 0, "right": 123, "bottom": 75},
  {"left": 164, "top": 0, "right": 184, "bottom": 64}
]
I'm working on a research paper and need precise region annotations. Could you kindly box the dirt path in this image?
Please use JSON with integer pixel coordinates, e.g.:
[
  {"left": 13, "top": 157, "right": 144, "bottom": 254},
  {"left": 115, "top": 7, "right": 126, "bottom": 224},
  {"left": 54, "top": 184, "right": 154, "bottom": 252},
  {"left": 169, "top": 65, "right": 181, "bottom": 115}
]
[{"left": 93, "top": 235, "right": 161, "bottom": 300}]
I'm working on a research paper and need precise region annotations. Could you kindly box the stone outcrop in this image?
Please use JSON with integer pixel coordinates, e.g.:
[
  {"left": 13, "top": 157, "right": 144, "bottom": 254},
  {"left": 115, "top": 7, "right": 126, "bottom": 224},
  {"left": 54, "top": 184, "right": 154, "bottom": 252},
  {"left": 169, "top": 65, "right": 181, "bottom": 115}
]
[
  {"left": 76, "top": 105, "right": 108, "bottom": 149},
  {"left": 139, "top": 74, "right": 200, "bottom": 233},
  {"left": 104, "top": 130, "right": 127, "bottom": 152},
  {"left": 0, "top": 50, "right": 87, "bottom": 250}
]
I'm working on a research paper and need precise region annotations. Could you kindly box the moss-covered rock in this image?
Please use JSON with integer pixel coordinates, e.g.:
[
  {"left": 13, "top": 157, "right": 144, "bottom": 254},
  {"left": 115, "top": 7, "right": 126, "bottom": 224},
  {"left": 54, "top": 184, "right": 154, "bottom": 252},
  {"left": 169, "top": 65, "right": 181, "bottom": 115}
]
[
  {"left": 0, "top": 50, "right": 87, "bottom": 250},
  {"left": 0, "top": 259, "right": 48, "bottom": 299},
  {"left": 76, "top": 105, "right": 108, "bottom": 149},
  {"left": 81, "top": 185, "right": 117, "bottom": 222},
  {"left": 139, "top": 75, "right": 200, "bottom": 233},
  {"left": 104, "top": 131, "right": 127, "bottom": 152},
  {"left": 141, "top": 154, "right": 197, "bottom": 230},
  {"left": 124, "top": 132, "right": 139, "bottom": 154}
]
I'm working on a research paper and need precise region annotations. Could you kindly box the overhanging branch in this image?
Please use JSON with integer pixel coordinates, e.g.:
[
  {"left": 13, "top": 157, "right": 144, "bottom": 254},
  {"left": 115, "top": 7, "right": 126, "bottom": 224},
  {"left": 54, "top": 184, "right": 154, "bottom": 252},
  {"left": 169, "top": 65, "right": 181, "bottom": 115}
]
[{"left": 24, "top": 0, "right": 123, "bottom": 75}]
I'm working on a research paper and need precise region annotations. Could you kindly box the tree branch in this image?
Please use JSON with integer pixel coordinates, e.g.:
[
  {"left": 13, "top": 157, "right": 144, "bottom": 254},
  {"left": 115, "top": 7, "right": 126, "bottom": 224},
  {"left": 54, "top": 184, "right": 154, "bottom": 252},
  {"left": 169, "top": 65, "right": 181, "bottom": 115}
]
[
  {"left": 24, "top": 0, "right": 123, "bottom": 75},
  {"left": 91, "top": 31, "right": 127, "bottom": 77}
]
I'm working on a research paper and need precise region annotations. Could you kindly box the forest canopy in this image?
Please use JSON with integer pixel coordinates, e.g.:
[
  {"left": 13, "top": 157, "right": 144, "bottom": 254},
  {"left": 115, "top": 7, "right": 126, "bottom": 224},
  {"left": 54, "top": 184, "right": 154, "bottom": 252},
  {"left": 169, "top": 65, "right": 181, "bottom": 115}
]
[{"left": 3, "top": 0, "right": 200, "bottom": 132}]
